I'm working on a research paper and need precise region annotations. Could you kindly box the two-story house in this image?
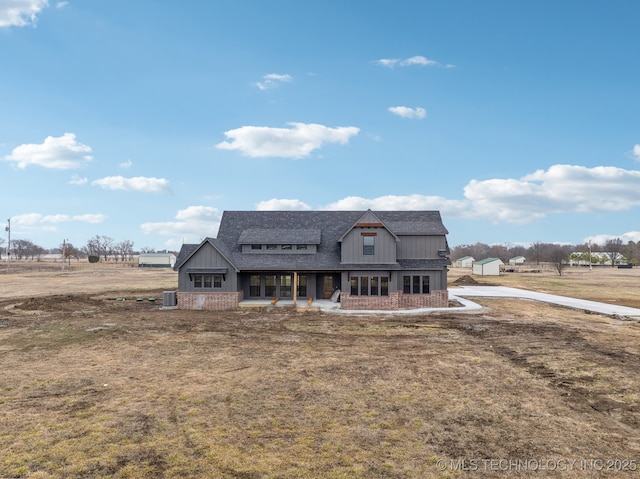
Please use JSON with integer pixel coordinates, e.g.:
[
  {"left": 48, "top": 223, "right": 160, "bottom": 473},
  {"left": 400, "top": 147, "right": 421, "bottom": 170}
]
[{"left": 173, "top": 210, "right": 450, "bottom": 310}]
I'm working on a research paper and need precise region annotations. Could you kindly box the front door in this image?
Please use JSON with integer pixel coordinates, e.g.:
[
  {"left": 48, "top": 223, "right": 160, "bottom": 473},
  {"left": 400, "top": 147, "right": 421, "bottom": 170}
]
[{"left": 322, "top": 275, "right": 334, "bottom": 299}]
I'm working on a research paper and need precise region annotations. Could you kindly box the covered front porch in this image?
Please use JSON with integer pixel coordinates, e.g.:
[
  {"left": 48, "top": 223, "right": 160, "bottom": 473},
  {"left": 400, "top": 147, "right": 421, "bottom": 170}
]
[{"left": 240, "top": 271, "right": 341, "bottom": 302}]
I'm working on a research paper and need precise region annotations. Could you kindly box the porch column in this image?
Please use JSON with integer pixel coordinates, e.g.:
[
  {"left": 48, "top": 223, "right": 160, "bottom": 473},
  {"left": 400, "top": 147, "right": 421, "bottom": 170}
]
[{"left": 293, "top": 271, "right": 298, "bottom": 305}]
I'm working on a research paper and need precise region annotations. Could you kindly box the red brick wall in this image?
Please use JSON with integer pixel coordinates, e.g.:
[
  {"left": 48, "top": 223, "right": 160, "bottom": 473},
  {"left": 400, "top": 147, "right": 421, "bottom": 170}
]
[
  {"left": 340, "top": 290, "right": 448, "bottom": 310},
  {"left": 177, "top": 291, "right": 243, "bottom": 310}
]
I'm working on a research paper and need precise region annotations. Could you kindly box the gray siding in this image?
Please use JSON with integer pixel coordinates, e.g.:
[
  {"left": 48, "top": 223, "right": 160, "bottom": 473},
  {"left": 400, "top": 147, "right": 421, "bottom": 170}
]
[
  {"left": 397, "top": 235, "right": 447, "bottom": 259},
  {"left": 341, "top": 227, "right": 397, "bottom": 264},
  {"left": 178, "top": 242, "right": 237, "bottom": 292}
]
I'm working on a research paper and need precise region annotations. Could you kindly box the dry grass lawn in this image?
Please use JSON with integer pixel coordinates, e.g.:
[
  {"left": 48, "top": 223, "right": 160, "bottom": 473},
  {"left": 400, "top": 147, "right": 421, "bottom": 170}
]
[{"left": 0, "top": 263, "right": 639, "bottom": 478}]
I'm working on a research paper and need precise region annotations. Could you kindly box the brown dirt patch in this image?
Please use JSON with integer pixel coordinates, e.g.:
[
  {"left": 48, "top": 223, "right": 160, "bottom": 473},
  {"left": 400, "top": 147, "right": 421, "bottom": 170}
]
[{"left": 1, "top": 265, "right": 640, "bottom": 478}]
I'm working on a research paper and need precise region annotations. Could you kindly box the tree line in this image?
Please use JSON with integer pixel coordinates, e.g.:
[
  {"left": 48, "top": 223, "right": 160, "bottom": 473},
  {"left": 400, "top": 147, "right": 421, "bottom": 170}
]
[
  {"left": 452, "top": 238, "right": 639, "bottom": 267},
  {"left": 0, "top": 235, "right": 165, "bottom": 263}
]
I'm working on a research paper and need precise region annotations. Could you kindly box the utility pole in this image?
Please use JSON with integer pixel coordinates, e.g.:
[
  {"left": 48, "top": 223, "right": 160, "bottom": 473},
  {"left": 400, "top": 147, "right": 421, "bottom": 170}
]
[
  {"left": 5, "top": 218, "right": 10, "bottom": 274},
  {"left": 61, "top": 238, "right": 67, "bottom": 271}
]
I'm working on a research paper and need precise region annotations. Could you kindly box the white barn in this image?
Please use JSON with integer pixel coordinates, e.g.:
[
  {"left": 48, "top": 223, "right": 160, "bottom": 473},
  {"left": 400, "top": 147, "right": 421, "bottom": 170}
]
[
  {"left": 138, "top": 253, "right": 176, "bottom": 268},
  {"left": 472, "top": 258, "right": 504, "bottom": 276},
  {"left": 455, "top": 256, "right": 475, "bottom": 268},
  {"left": 509, "top": 256, "right": 526, "bottom": 265}
]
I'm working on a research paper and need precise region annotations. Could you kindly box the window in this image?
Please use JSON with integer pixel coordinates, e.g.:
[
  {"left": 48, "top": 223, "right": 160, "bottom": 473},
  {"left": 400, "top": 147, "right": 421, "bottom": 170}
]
[
  {"left": 360, "top": 276, "right": 369, "bottom": 296},
  {"left": 403, "top": 275, "right": 430, "bottom": 294},
  {"left": 194, "top": 275, "right": 203, "bottom": 288},
  {"left": 251, "top": 244, "right": 262, "bottom": 250},
  {"left": 350, "top": 276, "right": 389, "bottom": 296},
  {"left": 204, "top": 275, "right": 212, "bottom": 288},
  {"left": 297, "top": 275, "right": 307, "bottom": 297},
  {"left": 381, "top": 277, "right": 389, "bottom": 296},
  {"left": 370, "top": 276, "right": 379, "bottom": 296},
  {"left": 280, "top": 274, "right": 292, "bottom": 297},
  {"left": 193, "top": 274, "right": 221, "bottom": 289},
  {"left": 214, "top": 275, "right": 223, "bottom": 288},
  {"left": 351, "top": 277, "right": 359, "bottom": 296},
  {"left": 281, "top": 244, "right": 292, "bottom": 250},
  {"left": 266, "top": 244, "right": 277, "bottom": 250},
  {"left": 296, "top": 244, "right": 307, "bottom": 250},
  {"left": 413, "top": 275, "right": 421, "bottom": 294},
  {"left": 363, "top": 235, "right": 375, "bottom": 255},
  {"left": 265, "top": 275, "right": 277, "bottom": 297},
  {"left": 403, "top": 276, "right": 411, "bottom": 294},
  {"left": 422, "top": 276, "right": 430, "bottom": 294},
  {"left": 250, "top": 275, "right": 261, "bottom": 297}
]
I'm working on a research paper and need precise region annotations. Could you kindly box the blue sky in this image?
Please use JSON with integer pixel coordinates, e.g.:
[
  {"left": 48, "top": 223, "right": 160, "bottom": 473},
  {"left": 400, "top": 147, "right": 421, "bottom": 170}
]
[{"left": 2, "top": 0, "right": 640, "bottom": 252}]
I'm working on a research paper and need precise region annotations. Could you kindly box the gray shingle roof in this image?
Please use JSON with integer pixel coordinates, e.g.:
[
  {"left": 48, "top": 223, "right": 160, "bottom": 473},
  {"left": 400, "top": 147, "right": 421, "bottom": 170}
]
[{"left": 176, "top": 210, "right": 449, "bottom": 272}]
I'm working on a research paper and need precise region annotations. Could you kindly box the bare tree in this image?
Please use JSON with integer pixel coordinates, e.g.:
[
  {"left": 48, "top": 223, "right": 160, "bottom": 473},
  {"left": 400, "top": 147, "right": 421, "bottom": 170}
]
[
  {"left": 61, "top": 242, "right": 78, "bottom": 265},
  {"left": 84, "top": 235, "right": 115, "bottom": 262},
  {"left": 530, "top": 241, "right": 543, "bottom": 265},
  {"left": 550, "top": 247, "right": 568, "bottom": 276},
  {"left": 115, "top": 240, "right": 134, "bottom": 262},
  {"left": 604, "top": 238, "right": 623, "bottom": 267}
]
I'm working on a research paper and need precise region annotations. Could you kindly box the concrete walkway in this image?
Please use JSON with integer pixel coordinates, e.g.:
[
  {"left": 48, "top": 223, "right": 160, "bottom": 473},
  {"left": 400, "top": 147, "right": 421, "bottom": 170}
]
[
  {"left": 449, "top": 286, "right": 640, "bottom": 319},
  {"left": 238, "top": 288, "right": 640, "bottom": 319}
]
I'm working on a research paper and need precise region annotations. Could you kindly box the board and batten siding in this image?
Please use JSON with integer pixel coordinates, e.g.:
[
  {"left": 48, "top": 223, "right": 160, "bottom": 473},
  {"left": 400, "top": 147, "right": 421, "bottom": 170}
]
[
  {"left": 178, "top": 242, "right": 237, "bottom": 292},
  {"left": 396, "top": 235, "right": 447, "bottom": 259},
  {"left": 340, "top": 227, "right": 397, "bottom": 264}
]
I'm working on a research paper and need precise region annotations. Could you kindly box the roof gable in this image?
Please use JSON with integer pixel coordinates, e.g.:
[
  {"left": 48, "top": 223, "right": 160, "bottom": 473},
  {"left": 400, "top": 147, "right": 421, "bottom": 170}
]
[
  {"left": 174, "top": 238, "right": 239, "bottom": 271},
  {"left": 337, "top": 209, "right": 398, "bottom": 243}
]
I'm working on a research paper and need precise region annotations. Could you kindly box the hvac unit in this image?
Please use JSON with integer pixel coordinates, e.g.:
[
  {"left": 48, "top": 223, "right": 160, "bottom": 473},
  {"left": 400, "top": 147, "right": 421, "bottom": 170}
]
[{"left": 163, "top": 291, "right": 177, "bottom": 307}]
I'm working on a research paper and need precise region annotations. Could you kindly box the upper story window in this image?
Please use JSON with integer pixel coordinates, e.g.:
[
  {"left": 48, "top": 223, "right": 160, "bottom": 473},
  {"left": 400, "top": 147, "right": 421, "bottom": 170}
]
[
  {"left": 281, "top": 244, "right": 292, "bottom": 250},
  {"left": 362, "top": 235, "right": 375, "bottom": 255},
  {"left": 251, "top": 244, "right": 262, "bottom": 250},
  {"left": 297, "top": 244, "right": 307, "bottom": 250},
  {"left": 266, "top": 244, "right": 277, "bottom": 251}
]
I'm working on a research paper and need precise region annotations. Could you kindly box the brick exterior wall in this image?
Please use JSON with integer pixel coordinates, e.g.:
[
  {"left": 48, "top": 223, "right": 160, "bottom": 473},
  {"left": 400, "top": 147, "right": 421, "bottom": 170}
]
[
  {"left": 177, "top": 291, "right": 243, "bottom": 310},
  {"left": 340, "top": 290, "right": 448, "bottom": 310}
]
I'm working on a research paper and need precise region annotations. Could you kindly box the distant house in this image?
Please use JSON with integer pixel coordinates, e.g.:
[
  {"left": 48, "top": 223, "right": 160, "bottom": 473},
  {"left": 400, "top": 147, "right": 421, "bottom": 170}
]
[
  {"left": 138, "top": 253, "right": 176, "bottom": 268},
  {"left": 455, "top": 256, "right": 475, "bottom": 268},
  {"left": 509, "top": 256, "right": 526, "bottom": 265},
  {"left": 174, "top": 209, "right": 451, "bottom": 311},
  {"left": 472, "top": 258, "right": 504, "bottom": 276}
]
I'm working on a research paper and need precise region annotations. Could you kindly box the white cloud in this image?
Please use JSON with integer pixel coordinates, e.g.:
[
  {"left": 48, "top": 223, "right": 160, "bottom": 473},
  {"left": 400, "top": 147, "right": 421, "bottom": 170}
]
[
  {"left": 375, "top": 55, "right": 453, "bottom": 68},
  {"left": 585, "top": 231, "right": 640, "bottom": 245},
  {"left": 256, "top": 199, "right": 312, "bottom": 211},
  {"left": 119, "top": 159, "right": 133, "bottom": 169},
  {"left": 3, "top": 133, "right": 93, "bottom": 169},
  {"left": 633, "top": 144, "right": 640, "bottom": 162},
  {"left": 140, "top": 206, "right": 221, "bottom": 241},
  {"left": 463, "top": 164, "right": 640, "bottom": 223},
  {"left": 0, "top": 0, "right": 48, "bottom": 27},
  {"left": 388, "top": 106, "right": 426, "bottom": 119},
  {"left": 56, "top": 1, "right": 68, "bottom": 7},
  {"left": 256, "top": 73, "right": 292, "bottom": 90},
  {"left": 316, "top": 164, "right": 640, "bottom": 225},
  {"left": 91, "top": 176, "right": 171, "bottom": 193},
  {"left": 12, "top": 212, "right": 107, "bottom": 226},
  {"left": 216, "top": 122, "right": 360, "bottom": 159},
  {"left": 323, "top": 194, "right": 470, "bottom": 217},
  {"left": 69, "top": 174, "right": 88, "bottom": 185}
]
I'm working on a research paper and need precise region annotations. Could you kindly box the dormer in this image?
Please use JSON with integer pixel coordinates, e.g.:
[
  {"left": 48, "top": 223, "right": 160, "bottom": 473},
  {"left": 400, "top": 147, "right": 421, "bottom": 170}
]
[{"left": 238, "top": 228, "right": 321, "bottom": 254}]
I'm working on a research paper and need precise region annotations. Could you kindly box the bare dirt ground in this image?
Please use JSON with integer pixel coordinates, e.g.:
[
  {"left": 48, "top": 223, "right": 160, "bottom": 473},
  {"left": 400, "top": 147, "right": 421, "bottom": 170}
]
[{"left": 1, "top": 263, "right": 639, "bottom": 478}]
